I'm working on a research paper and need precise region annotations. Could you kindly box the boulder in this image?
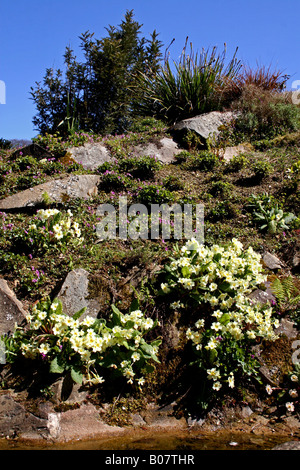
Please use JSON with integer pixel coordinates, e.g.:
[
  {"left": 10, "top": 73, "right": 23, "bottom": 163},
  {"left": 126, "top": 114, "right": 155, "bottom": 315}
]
[
  {"left": 0, "top": 175, "right": 101, "bottom": 210},
  {"left": 57, "top": 268, "right": 101, "bottom": 320},
  {"left": 263, "top": 252, "right": 284, "bottom": 270},
  {"left": 10, "top": 143, "right": 53, "bottom": 161},
  {"left": 67, "top": 142, "right": 112, "bottom": 170},
  {"left": 133, "top": 137, "right": 182, "bottom": 164},
  {"left": 0, "top": 278, "right": 27, "bottom": 336},
  {"left": 172, "top": 111, "right": 235, "bottom": 145}
]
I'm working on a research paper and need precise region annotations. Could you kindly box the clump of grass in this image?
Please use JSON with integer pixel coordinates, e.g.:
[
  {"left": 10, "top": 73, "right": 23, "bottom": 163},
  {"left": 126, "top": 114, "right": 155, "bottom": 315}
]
[
  {"left": 137, "top": 40, "right": 242, "bottom": 123},
  {"left": 238, "top": 63, "right": 289, "bottom": 92}
]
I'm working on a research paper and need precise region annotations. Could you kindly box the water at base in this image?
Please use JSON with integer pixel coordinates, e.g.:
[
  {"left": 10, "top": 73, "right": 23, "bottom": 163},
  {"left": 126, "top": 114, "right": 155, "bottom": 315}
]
[{"left": 0, "top": 429, "right": 294, "bottom": 451}]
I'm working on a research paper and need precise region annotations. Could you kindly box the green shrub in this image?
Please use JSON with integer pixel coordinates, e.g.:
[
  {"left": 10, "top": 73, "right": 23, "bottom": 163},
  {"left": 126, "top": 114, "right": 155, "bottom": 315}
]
[
  {"left": 101, "top": 170, "right": 133, "bottom": 191},
  {"left": 224, "top": 154, "right": 249, "bottom": 173},
  {"left": 118, "top": 155, "right": 162, "bottom": 180},
  {"left": 12, "top": 155, "right": 38, "bottom": 171},
  {"left": 231, "top": 85, "right": 300, "bottom": 142},
  {"left": 209, "top": 180, "right": 235, "bottom": 197},
  {"left": 184, "top": 151, "right": 219, "bottom": 171},
  {"left": 174, "top": 150, "right": 193, "bottom": 164},
  {"left": 136, "top": 184, "right": 174, "bottom": 205},
  {"left": 254, "top": 132, "right": 300, "bottom": 151},
  {"left": 98, "top": 156, "right": 161, "bottom": 182},
  {"left": 251, "top": 160, "right": 273, "bottom": 181},
  {"left": 129, "top": 117, "right": 166, "bottom": 133},
  {"left": 209, "top": 200, "right": 239, "bottom": 221},
  {"left": 163, "top": 175, "right": 184, "bottom": 191}
]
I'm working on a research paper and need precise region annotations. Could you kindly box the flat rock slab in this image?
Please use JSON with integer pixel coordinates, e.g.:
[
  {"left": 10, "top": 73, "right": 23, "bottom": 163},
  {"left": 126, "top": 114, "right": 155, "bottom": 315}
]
[
  {"left": 57, "top": 268, "right": 101, "bottom": 320},
  {"left": 0, "top": 175, "right": 101, "bottom": 210},
  {"left": 57, "top": 403, "right": 124, "bottom": 441},
  {"left": 67, "top": 142, "right": 112, "bottom": 170},
  {"left": 0, "top": 278, "right": 27, "bottom": 336},
  {"left": 222, "top": 144, "right": 249, "bottom": 162},
  {"left": 133, "top": 137, "right": 182, "bottom": 164},
  {"left": 172, "top": 111, "right": 235, "bottom": 142}
]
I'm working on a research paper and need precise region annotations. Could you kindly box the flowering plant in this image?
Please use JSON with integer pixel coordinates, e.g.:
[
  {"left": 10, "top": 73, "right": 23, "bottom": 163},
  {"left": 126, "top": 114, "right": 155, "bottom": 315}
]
[
  {"left": 23, "top": 208, "right": 83, "bottom": 254},
  {"left": 2, "top": 298, "right": 161, "bottom": 388},
  {"left": 265, "top": 364, "right": 300, "bottom": 414},
  {"left": 161, "top": 238, "right": 280, "bottom": 394}
]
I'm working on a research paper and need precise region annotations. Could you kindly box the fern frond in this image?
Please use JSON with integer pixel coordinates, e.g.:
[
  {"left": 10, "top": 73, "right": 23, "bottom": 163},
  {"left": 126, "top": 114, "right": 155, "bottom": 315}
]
[
  {"left": 270, "top": 277, "right": 286, "bottom": 306},
  {"left": 270, "top": 276, "right": 300, "bottom": 309}
]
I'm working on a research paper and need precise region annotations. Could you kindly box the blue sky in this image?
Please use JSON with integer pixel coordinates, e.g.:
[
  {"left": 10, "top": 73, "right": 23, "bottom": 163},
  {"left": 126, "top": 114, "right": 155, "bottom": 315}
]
[{"left": 1, "top": 0, "right": 299, "bottom": 140}]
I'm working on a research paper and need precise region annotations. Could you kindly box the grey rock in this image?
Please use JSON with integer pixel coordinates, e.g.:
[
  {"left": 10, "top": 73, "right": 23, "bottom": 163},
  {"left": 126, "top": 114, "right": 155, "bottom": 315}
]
[
  {"left": 187, "top": 417, "right": 206, "bottom": 427},
  {"left": 0, "top": 175, "right": 101, "bottom": 210},
  {"left": 130, "top": 413, "right": 147, "bottom": 426},
  {"left": 172, "top": 111, "right": 235, "bottom": 144},
  {"left": 51, "top": 376, "right": 88, "bottom": 404},
  {"left": 275, "top": 318, "right": 298, "bottom": 339},
  {"left": 145, "top": 404, "right": 185, "bottom": 428},
  {"left": 0, "top": 392, "right": 48, "bottom": 438},
  {"left": 133, "top": 137, "right": 182, "bottom": 164},
  {"left": 248, "top": 281, "right": 276, "bottom": 306},
  {"left": 222, "top": 144, "right": 249, "bottom": 162},
  {"left": 292, "top": 254, "right": 300, "bottom": 268},
  {"left": 240, "top": 406, "right": 253, "bottom": 418},
  {"left": 58, "top": 403, "right": 124, "bottom": 441},
  {"left": 67, "top": 142, "right": 112, "bottom": 170},
  {"left": 249, "top": 288, "right": 276, "bottom": 306},
  {"left": 263, "top": 252, "right": 283, "bottom": 270},
  {"left": 259, "top": 365, "right": 280, "bottom": 387},
  {"left": 283, "top": 416, "right": 300, "bottom": 431},
  {"left": 0, "top": 278, "right": 27, "bottom": 336},
  {"left": 57, "top": 268, "right": 101, "bottom": 320},
  {"left": 47, "top": 412, "right": 61, "bottom": 439},
  {"left": 272, "top": 441, "right": 300, "bottom": 450}
]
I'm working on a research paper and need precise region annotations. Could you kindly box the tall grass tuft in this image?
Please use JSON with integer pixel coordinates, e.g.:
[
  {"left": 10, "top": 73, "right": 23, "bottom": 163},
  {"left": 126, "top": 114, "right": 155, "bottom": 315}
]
[
  {"left": 238, "top": 64, "right": 289, "bottom": 92},
  {"left": 136, "top": 40, "right": 242, "bottom": 124}
]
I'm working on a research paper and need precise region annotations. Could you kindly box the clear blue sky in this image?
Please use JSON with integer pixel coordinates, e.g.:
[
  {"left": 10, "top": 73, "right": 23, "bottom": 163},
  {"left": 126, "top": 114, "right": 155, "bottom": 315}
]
[{"left": 1, "top": 0, "right": 299, "bottom": 140}]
